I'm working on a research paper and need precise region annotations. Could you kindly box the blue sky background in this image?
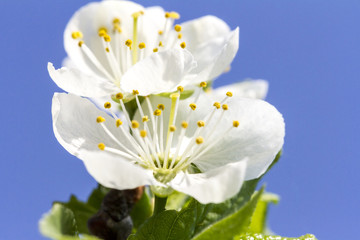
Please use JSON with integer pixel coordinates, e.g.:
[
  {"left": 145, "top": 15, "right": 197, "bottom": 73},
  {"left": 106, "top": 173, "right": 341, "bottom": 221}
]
[{"left": 0, "top": 0, "right": 359, "bottom": 239}]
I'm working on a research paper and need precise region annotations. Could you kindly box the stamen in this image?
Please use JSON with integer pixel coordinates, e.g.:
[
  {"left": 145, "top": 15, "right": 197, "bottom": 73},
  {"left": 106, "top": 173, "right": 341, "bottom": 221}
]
[
  {"left": 96, "top": 116, "right": 105, "bottom": 123},
  {"left": 180, "top": 42, "right": 186, "bottom": 49},
  {"left": 159, "top": 41, "right": 164, "bottom": 47},
  {"left": 113, "top": 18, "right": 121, "bottom": 25},
  {"left": 133, "top": 89, "right": 139, "bottom": 95},
  {"left": 125, "top": 39, "right": 133, "bottom": 47},
  {"left": 189, "top": 103, "right": 197, "bottom": 110},
  {"left": 115, "top": 92, "right": 124, "bottom": 99},
  {"left": 98, "top": 27, "right": 108, "bottom": 37},
  {"left": 154, "top": 109, "right": 162, "bottom": 116},
  {"left": 140, "top": 130, "right": 147, "bottom": 138},
  {"left": 153, "top": 48, "right": 159, "bottom": 52},
  {"left": 142, "top": 116, "right": 149, "bottom": 122},
  {"left": 200, "top": 81, "right": 207, "bottom": 88},
  {"left": 233, "top": 120, "right": 240, "bottom": 128},
  {"left": 158, "top": 104, "right": 165, "bottom": 110},
  {"left": 78, "top": 41, "right": 84, "bottom": 47},
  {"left": 222, "top": 104, "right": 229, "bottom": 110},
  {"left": 197, "top": 121, "right": 205, "bottom": 127},
  {"left": 177, "top": 86, "right": 184, "bottom": 92},
  {"left": 104, "top": 102, "right": 111, "bottom": 109},
  {"left": 178, "top": 33, "right": 182, "bottom": 39},
  {"left": 181, "top": 121, "right": 188, "bottom": 128},
  {"left": 71, "top": 31, "right": 83, "bottom": 39},
  {"left": 98, "top": 143, "right": 105, "bottom": 150},
  {"left": 174, "top": 24, "right": 182, "bottom": 32},
  {"left": 131, "top": 120, "right": 140, "bottom": 129},
  {"left": 158, "top": 30, "right": 163, "bottom": 35},
  {"left": 169, "top": 125, "right": 176, "bottom": 132},
  {"left": 213, "top": 102, "right": 221, "bottom": 109},
  {"left": 226, "top": 91, "right": 233, "bottom": 97},
  {"left": 139, "top": 42, "right": 146, "bottom": 49},
  {"left": 116, "top": 119, "right": 123, "bottom": 127},
  {"left": 196, "top": 137, "right": 204, "bottom": 144}
]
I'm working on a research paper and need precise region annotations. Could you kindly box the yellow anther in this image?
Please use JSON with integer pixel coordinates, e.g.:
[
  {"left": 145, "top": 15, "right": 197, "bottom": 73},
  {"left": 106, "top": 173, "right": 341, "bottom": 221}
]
[
  {"left": 98, "top": 143, "right": 105, "bottom": 150},
  {"left": 213, "top": 102, "right": 221, "bottom": 109},
  {"left": 153, "top": 48, "right": 159, "bottom": 52},
  {"left": 131, "top": 120, "right": 139, "bottom": 129},
  {"left": 98, "top": 27, "right": 108, "bottom": 37},
  {"left": 125, "top": 39, "right": 132, "bottom": 47},
  {"left": 159, "top": 41, "right": 163, "bottom": 47},
  {"left": 166, "top": 11, "right": 180, "bottom": 19},
  {"left": 180, "top": 42, "right": 186, "bottom": 49},
  {"left": 78, "top": 41, "right": 84, "bottom": 47},
  {"left": 103, "top": 34, "right": 111, "bottom": 42},
  {"left": 177, "top": 86, "right": 184, "bottom": 92},
  {"left": 226, "top": 91, "right": 233, "bottom": 97},
  {"left": 116, "top": 119, "right": 123, "bottom": 127},
  {"left": 233, "top": 120, "right": 240, "bottom": 128},
  {"left": 197, "top": 121, "right": 205, "bottom": 127},
  {"left": 132, "top": 90, "right": 139, "bottom": 95},
  {"left": 71, "top": 31, "right": 83, "bottom": 39},
  {"left": 140, "top": 130, "right": 147, "bottom": 138},
  {"left": 105, "top": 47, "right": 110, "bottom": 52},
  {"left": 181, "top": 121, "right": 188, "bottom": 129},
  {"left": 189, "top": 103, "right": 197, "bottom": 110},
  {"left": 200, "top": 82, "right": 207, "bottom": 88},
  {"left": 169, "top": 125, "right": 176, "bottom": 132},
  {"left": 113, "top": 18, "right": 121, "bottom": 24},
  {"left": 104, "top": 102, "right": 111, "bottom": 109},
  {"left": 158, "top": 30, "right": 163, "bottom": 35},
  {"left": 178, "top": 33, "right": 182, "bottom": 39},
  {"left": 142, "top": 116, "right": 149, "bottom": 122},
  {"left": 96, "top": 116, "right": 106, "bottom": 123},
  {"left": 139, "top": 42, "right": 146, "bottom": 49},
  {"left": 113, "top": 25, "right": 122, "bottom": 33},
  {"left": 158, "top": 104, "right": 165, "bottom": 110},
  {"left": 196, "top": 137, "right": 204, "bottom": 145},
  {"left": 115, "top": 93, "right": 123, "bottom": 99},
  {"left": 222, "top": 104, "right": 229, "bottom": 110},
  {"left": 132, "top": 11, "right": 143, "bottom": 18},
  {"left": 154, "top": 109, "right": 162, "bottom": 116},
  {"left": 174, "top": 24, "right": 182, "bottom": 32}
]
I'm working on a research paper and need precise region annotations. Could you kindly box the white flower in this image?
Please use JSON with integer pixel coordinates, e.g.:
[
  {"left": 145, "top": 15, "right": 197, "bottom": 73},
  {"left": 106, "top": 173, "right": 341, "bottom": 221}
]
[
  {"left": 48, "top": 0, "right": 239, "bottom": 98},
  {"left": 52, "top": 86, "right": 284, "bottom": 204}
]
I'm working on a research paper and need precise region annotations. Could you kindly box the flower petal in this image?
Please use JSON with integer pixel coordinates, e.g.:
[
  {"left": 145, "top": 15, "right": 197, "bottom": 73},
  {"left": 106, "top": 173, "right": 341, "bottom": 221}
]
[
  {"left": 64, "top": 1, "right": 144, "bottom": 76},
  {"left": 52, "top": 92, "right": 156, "bottom": 189},
  {"left": 170, "top": 160, "right": 247, "bottom": 204},
  {"left": 120, "top": 49, "right": 197, "bottom": 95},
  {"left": 48, "top": 62, "right": 119, "bottom": 97},
  {"left": 192, "top": 97, "right": 285, "bottom": 180},
  {"left": 213, "top": 79, "right": 269, "bottom": 100},
  {"left": 181, "top": 15, "right": 231, "bottom": 53},
  {"left": 190, "top": 27, "right": 239, "bottom": 83}
]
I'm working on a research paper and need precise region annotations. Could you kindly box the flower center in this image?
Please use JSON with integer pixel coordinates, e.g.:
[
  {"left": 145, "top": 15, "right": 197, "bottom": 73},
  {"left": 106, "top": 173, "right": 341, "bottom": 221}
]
[
  {"left": 70, "top": 10, "right": 187, "bottom": 86},
  {"left": 95, "top": 83, "right": 240, "bottom": 184}
]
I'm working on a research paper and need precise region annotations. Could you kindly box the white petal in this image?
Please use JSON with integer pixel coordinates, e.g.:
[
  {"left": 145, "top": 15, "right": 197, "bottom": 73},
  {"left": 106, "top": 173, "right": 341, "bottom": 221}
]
[
  {"left": 52, "top": 92, "right": 156, "bottom": 189},
  {"left": 181, "top": 15, "right": 231, "bottom": 53},
  {"left": 213, "top": 79, "right": 269, "bottom": 100},
  {"left": 64, "top": 1, "right": 144, "bottom": 76},
  {"left": 48, "top": 62, "right": 119, "bottom": 97},
  {"left": 120, "top": 49, "right": 197, "bottom": 95},
  {"left": 82, "top": 150, "right": 156, "bottom": 189},
  {"left": 192, "top": 97, "right": 285, "bottom": 180},
  {"left": 170, "top": 160, "right": 247, "bottom": 204},
  {"left": 190, "top": 27, "right": 239, "bottom": 83}
]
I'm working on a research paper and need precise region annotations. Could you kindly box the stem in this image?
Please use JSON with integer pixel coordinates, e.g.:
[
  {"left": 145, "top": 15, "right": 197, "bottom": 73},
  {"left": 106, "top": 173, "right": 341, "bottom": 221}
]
[{"left": 153, "top": 195, "right": 167, "bottom": 215}]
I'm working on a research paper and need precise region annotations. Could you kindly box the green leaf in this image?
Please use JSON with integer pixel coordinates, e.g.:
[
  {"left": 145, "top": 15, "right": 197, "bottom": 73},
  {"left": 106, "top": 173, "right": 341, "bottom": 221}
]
[
  {"left": 39, "top": 203, "right": 77, "bottom": 239},
  {"left": 130, "top": 190, "right": 153, "bottom": 230},
  {"left": 192, "top": 187, "right": 264, "bottom": 240},
  {"left": 56, "top": 185, "right": 108, "bottom": 235},
  {"left": 194, "top": 178, "right": 260, "bottom": 235},
  {"left": 166, "top": 191, "right": 190, "bottom": 211},
  {"left": 236, "top": 233, "right": 317, "bottom": 240},
  {"left": 249, "top": 192, "right": 279, "bottom": 233},
  {"left": 128, "top": 197, "right": 203, "bottom": 240}
]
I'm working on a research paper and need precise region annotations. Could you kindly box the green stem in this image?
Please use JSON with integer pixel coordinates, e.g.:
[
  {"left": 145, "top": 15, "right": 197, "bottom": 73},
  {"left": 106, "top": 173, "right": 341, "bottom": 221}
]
[{"left": 153, "top": 195, "right": 167, "bottom": 215}]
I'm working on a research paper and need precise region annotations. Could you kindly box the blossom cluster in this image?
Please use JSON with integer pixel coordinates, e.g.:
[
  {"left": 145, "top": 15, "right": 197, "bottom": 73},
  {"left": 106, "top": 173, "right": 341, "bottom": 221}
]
[{"left": 49, "top": 0, "right": 285, "bottom": 204}]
